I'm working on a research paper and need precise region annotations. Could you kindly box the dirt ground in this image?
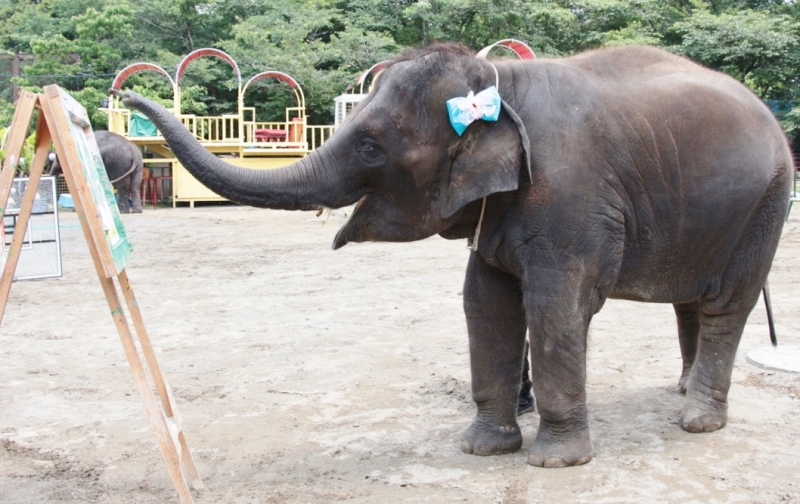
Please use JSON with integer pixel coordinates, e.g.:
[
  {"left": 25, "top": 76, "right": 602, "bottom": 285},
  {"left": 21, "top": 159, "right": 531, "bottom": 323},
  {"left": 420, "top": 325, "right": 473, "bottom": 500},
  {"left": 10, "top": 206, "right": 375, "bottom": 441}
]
[{"left": 1, "top": 205, "right": 799, "bottom": 503}]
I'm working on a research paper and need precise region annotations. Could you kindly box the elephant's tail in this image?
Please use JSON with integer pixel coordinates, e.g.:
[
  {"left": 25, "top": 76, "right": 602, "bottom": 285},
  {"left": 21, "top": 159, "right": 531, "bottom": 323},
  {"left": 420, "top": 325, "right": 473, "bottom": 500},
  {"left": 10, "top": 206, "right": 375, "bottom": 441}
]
[
  {"left": 762, "top": 281, "right": 778, "bottom": 347},
  {"left": 109, "top": 158, "right": 139, "bottom": 184}
]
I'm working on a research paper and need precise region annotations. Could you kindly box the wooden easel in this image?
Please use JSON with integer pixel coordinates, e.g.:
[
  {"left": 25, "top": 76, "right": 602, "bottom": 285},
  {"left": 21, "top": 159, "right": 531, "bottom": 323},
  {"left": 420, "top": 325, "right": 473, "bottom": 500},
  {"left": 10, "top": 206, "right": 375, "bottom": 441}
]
[{"left": 0, "top": 86, "right": 203, "bottom": 503}]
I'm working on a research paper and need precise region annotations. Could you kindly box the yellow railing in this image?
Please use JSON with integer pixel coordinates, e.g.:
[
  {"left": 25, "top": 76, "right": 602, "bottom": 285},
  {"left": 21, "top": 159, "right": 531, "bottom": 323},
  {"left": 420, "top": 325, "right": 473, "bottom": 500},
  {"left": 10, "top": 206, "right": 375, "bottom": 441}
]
[
  {"left": 179, "top": 114, "right": 240, "bottom": 143},
  {"left": 105, "top": 108, "right": 130, "bottom": 136},
  {"left": 105, "top": 105, "right": 335, "bottom": 153},
  {"left": 306, "top": 126, "right": 336, "bottom": 151},
  {"left": 243, "top": 121, "right": 304, "bottom": 142}
]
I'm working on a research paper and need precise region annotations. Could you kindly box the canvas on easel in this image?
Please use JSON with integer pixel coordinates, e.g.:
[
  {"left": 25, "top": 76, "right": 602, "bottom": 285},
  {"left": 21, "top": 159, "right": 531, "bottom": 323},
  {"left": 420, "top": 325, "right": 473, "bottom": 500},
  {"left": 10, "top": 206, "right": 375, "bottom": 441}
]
[{"left": 0, "top": 86, "right": 203, "bottom": 504}]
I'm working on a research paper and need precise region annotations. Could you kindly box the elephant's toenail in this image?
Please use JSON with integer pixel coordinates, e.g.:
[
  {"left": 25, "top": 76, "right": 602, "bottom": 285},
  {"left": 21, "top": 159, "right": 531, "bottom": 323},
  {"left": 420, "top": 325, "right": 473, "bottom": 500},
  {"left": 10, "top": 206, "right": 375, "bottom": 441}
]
[{"left": 543, "top": 457, "right": 567, "bottom": 468}]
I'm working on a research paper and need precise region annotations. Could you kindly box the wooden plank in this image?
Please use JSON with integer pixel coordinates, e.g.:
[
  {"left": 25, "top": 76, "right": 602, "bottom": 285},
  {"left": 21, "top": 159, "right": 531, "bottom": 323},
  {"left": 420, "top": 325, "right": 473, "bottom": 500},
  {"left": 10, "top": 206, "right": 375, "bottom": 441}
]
[
  {"left": 96, "top": 274, "right": 193, "bottom": 504},
  {"left": 0, "top": 115, "right": 50, "bottom": 325},
  {"left": 178, "top": 430, "right": 202, "bottom": 488},
  {"left": 40, "top": 85, "right": 119, "bottom": 277},
  {"left": 0, "top": 91, "right": 38, "bottom": 219},
  {"left": 117, "top": 270, "right": 173, "bottom": 410},
  {"left": 117, "top": 269, "right": 204, "bottom": 489}
]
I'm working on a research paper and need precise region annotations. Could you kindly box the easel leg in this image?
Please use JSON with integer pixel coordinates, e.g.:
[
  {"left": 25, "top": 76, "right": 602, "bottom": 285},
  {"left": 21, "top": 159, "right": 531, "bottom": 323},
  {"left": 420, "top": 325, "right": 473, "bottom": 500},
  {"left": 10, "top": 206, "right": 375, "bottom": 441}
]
[
  {"left": 0, "top": 92, "right": 38, "bottom": 213},
  {"left": 118, "top": 269, "right": 204, "bottom": 489},
  {"left": 51, "top": 149, "right": 195, "bottom": 503},
  {"left": 0, "top": 118, "right": 51, "bottom": 325},
  {"left": 98, "top": 273, "right": 195, "bottom": 503}
]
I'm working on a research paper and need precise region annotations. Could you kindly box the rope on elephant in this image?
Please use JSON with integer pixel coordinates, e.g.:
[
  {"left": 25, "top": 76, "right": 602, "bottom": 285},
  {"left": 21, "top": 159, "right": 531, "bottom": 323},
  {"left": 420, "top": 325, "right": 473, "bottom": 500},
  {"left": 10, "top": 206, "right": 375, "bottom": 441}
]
[
  {"left": 467, "top": 62, "right": 499, "bottom": 252},
  {"left": 467, "top": 197, "right": 487, "bottom": 252}
]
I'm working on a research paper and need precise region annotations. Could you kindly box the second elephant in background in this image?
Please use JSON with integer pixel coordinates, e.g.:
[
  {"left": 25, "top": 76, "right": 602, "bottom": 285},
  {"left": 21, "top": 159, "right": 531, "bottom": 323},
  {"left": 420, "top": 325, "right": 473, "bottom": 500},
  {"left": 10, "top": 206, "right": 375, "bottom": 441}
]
[{"left": 50, "top": 130, "right": 144, "bottom": 213}]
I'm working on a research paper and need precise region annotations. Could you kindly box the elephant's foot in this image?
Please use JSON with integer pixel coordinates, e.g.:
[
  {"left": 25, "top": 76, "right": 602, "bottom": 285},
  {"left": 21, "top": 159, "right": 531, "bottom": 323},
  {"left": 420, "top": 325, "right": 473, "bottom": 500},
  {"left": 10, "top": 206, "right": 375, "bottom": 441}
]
[
  {"left": 527, "top": 425, "right": 592, "bottom": 468},
  {"left": 678, "top": 367, "right": 692, "bottom": 394},
  {"left": 131, "top": 206, "right": 143, "bottom": 213},
  {"left": 460, "top": 418, "right": 522, "bottom": 456},
  {"left": 118, "top": 205, "right": 130, "bottom": 214},
  {"left": 680, "top": 398, "right": 727, "bottom": 433}
]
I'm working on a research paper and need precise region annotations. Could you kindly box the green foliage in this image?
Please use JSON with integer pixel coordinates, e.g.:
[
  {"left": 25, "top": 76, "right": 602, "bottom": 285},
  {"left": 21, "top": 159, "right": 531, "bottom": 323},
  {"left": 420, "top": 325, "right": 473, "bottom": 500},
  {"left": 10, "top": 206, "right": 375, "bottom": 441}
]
[
  {"left": 223, "top": 1, "right": 397, "bottom": 124},
  {"left": 669, "top": 6, "right": 800, "bottom": 144},
  {"left": 17, "top": 129, "right": 36, "bottom": 176},
  {"left": 780, "top": 103, "right": 800, "bottom": 144},
  {"left": 0, "top": 125, "right": 36, "bottom": 176},
  {"left": 0, "top": 0, "right": 68, "bottom": 54},
  {"left": 14, "top": 3, "right": 138, "bottom": 129},
  {"left": 0, "top": 99, "right": 15, "bottom": 128},
  {"left": 670, "top": 9, "right": 800, "bottom": 97},
  {"left": 0, "top": 0, "right": 797, "bottom": 144},
  {"left": 0, "top": 126, "right": 5, "bottom": 167}
]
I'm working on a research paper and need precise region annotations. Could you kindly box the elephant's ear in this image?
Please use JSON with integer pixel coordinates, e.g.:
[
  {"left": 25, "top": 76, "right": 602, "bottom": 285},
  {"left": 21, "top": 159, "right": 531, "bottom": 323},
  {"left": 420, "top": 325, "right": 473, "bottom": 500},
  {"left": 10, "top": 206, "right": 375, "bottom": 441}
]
[{"left": 441, "top": 100, "right": 531, "bottom": 219}]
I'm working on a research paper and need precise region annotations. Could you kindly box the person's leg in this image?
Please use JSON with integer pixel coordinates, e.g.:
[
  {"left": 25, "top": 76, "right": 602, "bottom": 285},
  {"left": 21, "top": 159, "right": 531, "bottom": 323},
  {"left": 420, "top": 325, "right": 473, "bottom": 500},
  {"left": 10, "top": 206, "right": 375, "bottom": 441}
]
[{"left": 518, "top": 339, "right": 535, "bottom": 415}]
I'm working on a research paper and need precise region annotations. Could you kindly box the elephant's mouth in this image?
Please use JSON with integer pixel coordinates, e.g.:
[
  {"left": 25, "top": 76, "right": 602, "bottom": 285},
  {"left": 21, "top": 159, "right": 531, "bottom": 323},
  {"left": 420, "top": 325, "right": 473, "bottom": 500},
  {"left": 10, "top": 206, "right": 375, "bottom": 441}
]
[
  {"left": 331, "top": 192, "right": 435, "bottom": 249},
  {"left": 332, "top": 195, "right": 369, "bottom": 250}
]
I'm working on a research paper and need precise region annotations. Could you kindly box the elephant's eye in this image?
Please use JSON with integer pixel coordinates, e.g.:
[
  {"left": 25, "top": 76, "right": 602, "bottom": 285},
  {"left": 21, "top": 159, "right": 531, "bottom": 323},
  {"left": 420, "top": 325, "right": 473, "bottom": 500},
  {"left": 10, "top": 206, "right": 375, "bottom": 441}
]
[{"left": 356, "top": 136, "right": 385, "bottom": 165}]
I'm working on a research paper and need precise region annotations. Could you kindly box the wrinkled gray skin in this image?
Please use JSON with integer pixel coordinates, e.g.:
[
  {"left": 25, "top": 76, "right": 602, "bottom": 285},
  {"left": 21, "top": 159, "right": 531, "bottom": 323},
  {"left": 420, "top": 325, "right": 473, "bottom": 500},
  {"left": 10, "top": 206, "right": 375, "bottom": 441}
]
[
  {"left": 51, "top": 130, "right": 144, "bottom": 213},
  {"left": 119, "top": 44, "right": 793, "bottom": 468}
]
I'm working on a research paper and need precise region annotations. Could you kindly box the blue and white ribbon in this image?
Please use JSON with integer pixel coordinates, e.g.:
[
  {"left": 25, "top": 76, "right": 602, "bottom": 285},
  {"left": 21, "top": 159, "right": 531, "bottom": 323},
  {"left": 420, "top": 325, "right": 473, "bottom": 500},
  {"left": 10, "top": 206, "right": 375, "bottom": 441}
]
[{"left": 446, "top": 86, "right": 501, "bottom": 136}]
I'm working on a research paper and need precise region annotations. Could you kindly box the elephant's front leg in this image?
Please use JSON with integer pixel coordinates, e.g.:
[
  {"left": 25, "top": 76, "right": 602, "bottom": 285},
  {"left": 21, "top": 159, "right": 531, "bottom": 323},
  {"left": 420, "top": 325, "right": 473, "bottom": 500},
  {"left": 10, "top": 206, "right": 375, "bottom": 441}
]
[
  {"left": 461, "top": 253, "right": 528, "bottom": 456},
  {"left": 525, "top": 271, "right": 594, "bottom": 468}
]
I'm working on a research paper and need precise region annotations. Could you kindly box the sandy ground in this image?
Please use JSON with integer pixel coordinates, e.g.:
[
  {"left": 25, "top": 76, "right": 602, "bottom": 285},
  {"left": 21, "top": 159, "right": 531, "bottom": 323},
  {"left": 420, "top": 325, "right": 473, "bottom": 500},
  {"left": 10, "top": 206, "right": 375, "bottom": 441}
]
[{"left": 1, "top": 205, "right": 799, "bottom": 503}]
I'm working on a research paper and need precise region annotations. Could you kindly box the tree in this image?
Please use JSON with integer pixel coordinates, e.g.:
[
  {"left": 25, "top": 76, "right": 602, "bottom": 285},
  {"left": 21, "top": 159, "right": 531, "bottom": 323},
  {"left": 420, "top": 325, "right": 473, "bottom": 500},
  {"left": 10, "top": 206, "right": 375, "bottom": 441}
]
[
  {"left": 0, "top": 0, "right": 796, "bottom": 146},
  {"left": 19, "top": 4, "right": 137, "bottom": 127},
  {"left": 670, "top": 8, "right": 800, "bottom": 145},
  {"left": 222, "top": 0, "right": 397, "bottom": 124}
]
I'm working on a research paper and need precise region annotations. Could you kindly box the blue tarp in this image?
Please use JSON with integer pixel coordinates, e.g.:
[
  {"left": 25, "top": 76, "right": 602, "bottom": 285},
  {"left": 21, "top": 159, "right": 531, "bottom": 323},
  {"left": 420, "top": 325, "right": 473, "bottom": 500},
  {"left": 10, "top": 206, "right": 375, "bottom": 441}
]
[{"left": 129, "top": 112, "right": 158, "bottom": 137}]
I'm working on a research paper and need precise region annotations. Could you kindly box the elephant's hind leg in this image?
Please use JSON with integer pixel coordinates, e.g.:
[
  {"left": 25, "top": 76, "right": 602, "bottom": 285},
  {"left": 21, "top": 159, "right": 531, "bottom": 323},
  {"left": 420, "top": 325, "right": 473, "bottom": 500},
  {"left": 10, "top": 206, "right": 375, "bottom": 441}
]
[
  {"left": 460, "top": 253, "right": 527, "bottom": 456},
  {"left": 673, "top": 302, "right": 700, "bottom": 393},
  {"left": 682, "top": 179, "right": 786, "bottom": 433},
  {"left": 680, "top": 305, "right": 752, "bottom": 433},
  {"left": 114, "top": 180, "right": 131, "bottom": 214},
  {"left": 130, "top": 170, "right": 143, "bottom": 213}
]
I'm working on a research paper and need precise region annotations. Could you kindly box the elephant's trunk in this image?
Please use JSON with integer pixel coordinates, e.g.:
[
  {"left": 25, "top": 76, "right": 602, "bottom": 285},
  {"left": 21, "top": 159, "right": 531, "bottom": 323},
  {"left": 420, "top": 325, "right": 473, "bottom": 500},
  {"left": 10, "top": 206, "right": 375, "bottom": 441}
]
[{"left": 118, "top": 91, "right": 358, "bottom": 211}]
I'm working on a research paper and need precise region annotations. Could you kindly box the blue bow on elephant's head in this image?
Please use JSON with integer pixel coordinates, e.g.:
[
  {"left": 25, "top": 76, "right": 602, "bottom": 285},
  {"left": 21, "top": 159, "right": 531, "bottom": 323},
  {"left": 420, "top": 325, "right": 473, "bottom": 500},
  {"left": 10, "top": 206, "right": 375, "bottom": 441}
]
[{"left": 446, "top": 86, "right": 502, "bottom": 136}]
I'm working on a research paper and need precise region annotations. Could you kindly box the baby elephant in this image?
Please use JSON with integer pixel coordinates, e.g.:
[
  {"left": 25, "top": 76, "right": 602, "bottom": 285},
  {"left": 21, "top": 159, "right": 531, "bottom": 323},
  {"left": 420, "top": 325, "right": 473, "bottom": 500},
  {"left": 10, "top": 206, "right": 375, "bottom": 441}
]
[{"left": 50, "top": 130, "right": 144, "bottom": 213}]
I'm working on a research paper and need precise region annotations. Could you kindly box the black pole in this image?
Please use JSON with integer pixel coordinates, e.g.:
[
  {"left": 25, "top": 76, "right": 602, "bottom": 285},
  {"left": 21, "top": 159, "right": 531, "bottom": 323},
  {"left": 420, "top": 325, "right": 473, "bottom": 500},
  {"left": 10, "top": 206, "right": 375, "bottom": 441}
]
[{"left": 12, "top": 53, "right": 20, "bottom": 102}]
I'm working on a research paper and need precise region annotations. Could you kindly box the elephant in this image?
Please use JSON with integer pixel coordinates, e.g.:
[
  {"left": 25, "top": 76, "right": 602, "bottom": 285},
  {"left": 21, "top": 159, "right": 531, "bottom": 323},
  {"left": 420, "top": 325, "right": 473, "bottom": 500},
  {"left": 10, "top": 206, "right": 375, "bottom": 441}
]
[
  {"left": 116, "top": 43, "right": 793, "bottom": 468},
  {"left": 50, "top": 130, "right": 144, "bottom": 213}
]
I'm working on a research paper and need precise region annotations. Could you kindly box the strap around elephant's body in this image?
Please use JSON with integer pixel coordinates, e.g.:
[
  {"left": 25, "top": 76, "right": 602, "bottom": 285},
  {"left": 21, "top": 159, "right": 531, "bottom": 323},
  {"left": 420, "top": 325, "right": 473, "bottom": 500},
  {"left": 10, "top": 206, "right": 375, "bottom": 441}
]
[{"left": 109, "top": 159, "right": 138, "bottom": 184}]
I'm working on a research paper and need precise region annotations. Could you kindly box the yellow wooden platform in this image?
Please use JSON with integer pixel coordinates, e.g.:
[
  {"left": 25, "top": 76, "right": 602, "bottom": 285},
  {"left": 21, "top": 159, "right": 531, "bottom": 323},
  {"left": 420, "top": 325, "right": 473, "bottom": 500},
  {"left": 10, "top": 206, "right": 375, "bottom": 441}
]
[{"left": 104, "top": 51, "right": 337, "bottom": 207}]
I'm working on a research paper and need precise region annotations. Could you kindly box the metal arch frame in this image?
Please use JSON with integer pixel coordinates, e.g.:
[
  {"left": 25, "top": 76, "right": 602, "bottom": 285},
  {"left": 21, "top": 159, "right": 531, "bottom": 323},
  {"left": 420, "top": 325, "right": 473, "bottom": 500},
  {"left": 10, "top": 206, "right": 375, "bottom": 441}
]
[
  {"left": 476, "top": 39, "right": 537, "bottom": 60},
  {"left": 109, "top": 63, "right": 177, "bottom": 110},
  {"left": 174, "top": 48, "right": 242, "bottom": 113},
  {"left": 175, "top": 48, "right": 242, "bottom": 86},
  {"left": 241, "top": 71, "right": 306, "bottom": 111},
  {"left": 356, "top": 61, "right": 391, "bottom": 94},
  {"left": 104, "top": 49, "right": 314, "bottom": 148},
  {"left": 111, "top": 62, "right": 176, "bottom": 92}
]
